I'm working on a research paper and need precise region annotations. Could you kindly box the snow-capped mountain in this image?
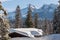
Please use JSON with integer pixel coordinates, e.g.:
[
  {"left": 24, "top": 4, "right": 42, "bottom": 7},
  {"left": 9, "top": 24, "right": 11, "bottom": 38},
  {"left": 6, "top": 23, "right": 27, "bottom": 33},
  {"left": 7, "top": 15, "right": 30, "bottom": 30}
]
[{"left": 8, "top": 4, "right": 57, "bottom": 20}]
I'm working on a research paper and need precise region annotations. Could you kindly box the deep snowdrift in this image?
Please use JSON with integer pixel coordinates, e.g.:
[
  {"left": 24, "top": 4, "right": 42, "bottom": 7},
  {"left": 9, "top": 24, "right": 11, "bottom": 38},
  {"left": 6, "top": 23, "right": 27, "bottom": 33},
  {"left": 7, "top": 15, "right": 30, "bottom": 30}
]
[{"left": 11, "top": 34, "right": 60, "bottom": 40}]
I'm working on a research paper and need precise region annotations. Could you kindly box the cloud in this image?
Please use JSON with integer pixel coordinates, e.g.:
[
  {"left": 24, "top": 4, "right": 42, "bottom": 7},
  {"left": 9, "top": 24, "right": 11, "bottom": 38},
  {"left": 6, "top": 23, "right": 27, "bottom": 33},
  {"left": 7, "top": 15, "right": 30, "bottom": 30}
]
[{"left": 0, "top": 0, "right": 10, "bottom": 2}]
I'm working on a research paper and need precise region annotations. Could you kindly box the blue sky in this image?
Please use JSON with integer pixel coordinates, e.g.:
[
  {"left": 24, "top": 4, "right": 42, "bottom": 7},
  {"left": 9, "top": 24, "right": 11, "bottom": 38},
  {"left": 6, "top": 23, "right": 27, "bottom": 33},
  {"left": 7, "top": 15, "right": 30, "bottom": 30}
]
[{"left": 0, "top": 0, "right": 59, "bottom": 12}]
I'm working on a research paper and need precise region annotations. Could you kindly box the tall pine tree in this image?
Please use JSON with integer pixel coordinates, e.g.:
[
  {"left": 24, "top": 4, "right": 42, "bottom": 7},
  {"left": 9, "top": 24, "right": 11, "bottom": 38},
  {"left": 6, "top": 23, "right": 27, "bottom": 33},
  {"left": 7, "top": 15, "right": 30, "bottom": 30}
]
[
  {"left": 34, "top": 13, "right": 39, "bottom": 28},
  {"left": 25, "top": 4, "right": 34, "bottom": 28},
  {"left": 15, "top": 5, "right": 22, "bottom": 28},
  {"left": 43, "top": 18, "right": 48, "bottom": 35},
  {"left": 0, "top": 2, "right": 10, "bottom": 40},
  {"left": 53, "top": 0, "right": 60, "bottom": 33}
]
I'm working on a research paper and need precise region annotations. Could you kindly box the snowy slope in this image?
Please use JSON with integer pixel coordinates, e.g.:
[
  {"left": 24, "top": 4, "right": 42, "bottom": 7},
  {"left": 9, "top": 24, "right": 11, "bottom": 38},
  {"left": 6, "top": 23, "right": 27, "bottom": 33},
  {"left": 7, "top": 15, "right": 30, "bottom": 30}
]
[
  {"left": 39, "top": 34, "right": 60, "bottom": 40},
  {"left": 10, "top": 34, "right": 60, "bottom": 40}
]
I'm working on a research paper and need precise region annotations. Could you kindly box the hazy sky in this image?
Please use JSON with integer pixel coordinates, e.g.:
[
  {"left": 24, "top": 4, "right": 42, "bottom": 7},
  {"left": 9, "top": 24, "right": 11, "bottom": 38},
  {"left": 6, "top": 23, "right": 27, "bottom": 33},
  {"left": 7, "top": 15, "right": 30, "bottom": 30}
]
[{"left": 0, "top": 0, "right": 59, "bottom": 12}]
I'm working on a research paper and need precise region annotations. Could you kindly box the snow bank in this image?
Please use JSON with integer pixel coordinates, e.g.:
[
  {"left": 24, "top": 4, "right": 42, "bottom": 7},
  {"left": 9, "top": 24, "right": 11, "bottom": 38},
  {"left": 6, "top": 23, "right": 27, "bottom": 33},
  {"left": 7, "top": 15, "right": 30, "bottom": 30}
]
[
  {"left": 10, "top": 34, "right": 60, "bottom": 40},
  {"left": 39, "top": 34, "right": 60, "bottom": 40}
]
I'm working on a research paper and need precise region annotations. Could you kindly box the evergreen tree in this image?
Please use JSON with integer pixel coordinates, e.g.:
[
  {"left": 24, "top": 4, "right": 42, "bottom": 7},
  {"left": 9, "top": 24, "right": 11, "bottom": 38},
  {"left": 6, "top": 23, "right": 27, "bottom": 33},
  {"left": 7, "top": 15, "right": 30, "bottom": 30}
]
[
  {"left": 34, "top": 13, "right": 38, "bottom": 28},
  {"left": 44, "top": 19, "right": 53, "bottom": 35},
  {"left": 43, "top": 18, "right": 48, "bottom": 35},
  {"left": 0, "top": 2, "right": 10, "bottom": 40},
  {"left": 53, "top": 0, "right": 60, "bottom": 33},
  {"left": 15, "top": 5, "right": 22, "bottom": 28},
  {"left": 25, "top": 4, "right": 34, "bottom": 28},
  {"left": 48, "top": 21, "right": 53, "bottom": 34},
  {"left": 0, "top": 2, "right": 2, "bottom": 10},
  {"left": 0, "top": 16, "right": 10, "bottom": 40}
]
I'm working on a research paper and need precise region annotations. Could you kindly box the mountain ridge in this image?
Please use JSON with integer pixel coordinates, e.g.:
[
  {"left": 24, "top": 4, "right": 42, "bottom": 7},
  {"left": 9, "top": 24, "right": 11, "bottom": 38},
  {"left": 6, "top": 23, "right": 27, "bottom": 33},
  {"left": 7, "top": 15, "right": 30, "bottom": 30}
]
[{"left": 8, "top": 4, "right": 57, "bottom": 20}]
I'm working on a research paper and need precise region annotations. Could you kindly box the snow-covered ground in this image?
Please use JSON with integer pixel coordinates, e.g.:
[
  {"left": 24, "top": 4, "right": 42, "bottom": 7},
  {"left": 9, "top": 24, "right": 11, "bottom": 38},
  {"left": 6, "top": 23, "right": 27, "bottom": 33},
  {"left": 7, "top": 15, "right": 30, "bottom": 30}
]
[{"left": 10, "top": 34, "right": 60, "bottom": 40}]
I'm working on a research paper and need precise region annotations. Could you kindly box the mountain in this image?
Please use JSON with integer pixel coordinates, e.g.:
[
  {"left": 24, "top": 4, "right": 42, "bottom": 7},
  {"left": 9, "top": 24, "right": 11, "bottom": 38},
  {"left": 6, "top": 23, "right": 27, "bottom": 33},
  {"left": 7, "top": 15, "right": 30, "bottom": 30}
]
[
  {"left": 37, "top": 4, "right": 57, "bottom": 20},
  {"left": 8, "top": 4, "right": 57, "bottom": 20}
]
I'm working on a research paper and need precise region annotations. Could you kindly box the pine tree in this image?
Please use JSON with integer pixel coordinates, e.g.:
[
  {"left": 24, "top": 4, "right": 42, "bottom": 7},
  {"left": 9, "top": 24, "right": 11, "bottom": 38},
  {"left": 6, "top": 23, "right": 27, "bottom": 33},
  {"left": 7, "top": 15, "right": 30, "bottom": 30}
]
[
  {"left": 25, "top": 4, "right": 34, "bottom": 28},
  {"left": 0, "top": 2, "right": 2, "bottom": 10},
  {"left": 42, "top": 18, "right": 51, "bottom": 35},
  {"left": 53, "top": 0, "right": 60, "bottom": 33},
  {"left": 43, "top": 18, "right": 48, "bottom": 35},
  {"left": 44, "top": 19, "right": 53, "bottom": 35},
  {"left": 15, "top": 5, "right": 22, "bottom": 28},
  {"left": 0, "top": 16, "right": 10, "bottom": 40},
  {"left": 0, "top": 2, "right": 10, "bottom": 40},
  {"left": 34, "top": 13, "right": 38, "bottom": 28},
  {"left": 48, "top": 21, "right": 53, "bottom": 34}
]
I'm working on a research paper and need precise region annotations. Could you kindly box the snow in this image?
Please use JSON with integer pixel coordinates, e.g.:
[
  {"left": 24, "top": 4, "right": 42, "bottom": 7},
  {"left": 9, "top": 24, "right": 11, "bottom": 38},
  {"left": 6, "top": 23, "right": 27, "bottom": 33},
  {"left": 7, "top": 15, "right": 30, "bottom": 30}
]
[
  {"left": 10, "top": 34, "right": 60, "bottom": 40},
  {"left": 39, "top": 34, "right": 60, "bottom": 40},
  {"left": 9, "top": 28, "right": 43, "bottom": 37},
  {"left": 9, "top": 28, "right": 60, "bottom": 40},
  {"left": 9, "top": 28, "right": 43, "bottom": 33}
]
